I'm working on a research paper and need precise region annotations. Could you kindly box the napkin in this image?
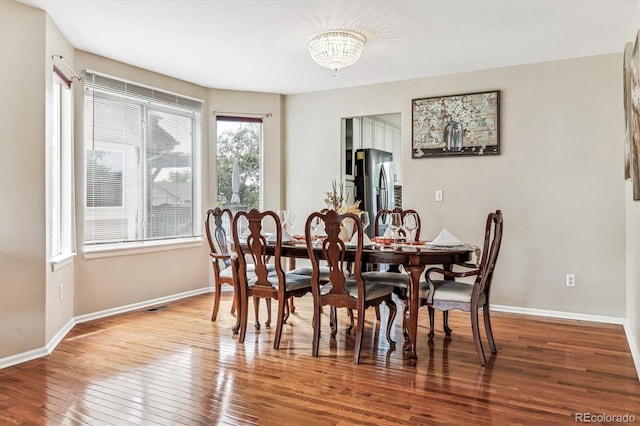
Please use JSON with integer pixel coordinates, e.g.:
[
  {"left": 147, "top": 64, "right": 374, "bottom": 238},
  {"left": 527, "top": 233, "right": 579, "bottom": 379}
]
[
  {"left": 267, "top": 229, "right": 293, "bottom": 243},
  {"left": 431, "top": 228, "right": 462, "bottom": 246},
  {"left": 383, "top": 227, "right": 393, "bottom": 239},
  {"left": 349, "top": 231, "right": 372, "bottom": 246}
]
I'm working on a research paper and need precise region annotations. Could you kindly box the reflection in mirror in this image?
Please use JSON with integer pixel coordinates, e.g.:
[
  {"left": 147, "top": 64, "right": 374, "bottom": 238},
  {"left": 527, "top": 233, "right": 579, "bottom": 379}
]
[{"left": 341, "top": 113, "right": 401, "bottom": 237}]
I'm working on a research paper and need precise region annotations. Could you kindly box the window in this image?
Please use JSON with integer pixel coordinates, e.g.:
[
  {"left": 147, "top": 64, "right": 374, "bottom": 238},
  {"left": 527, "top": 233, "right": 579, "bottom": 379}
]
[
  {"left": 83, "top": 72, "right": 202, "bottom": 247},
  {"left": 216, "top": 117, "right": 262, "bottom": 211},
  {"left": 51, "top": 66, "right": 74, "bottom": 259}
]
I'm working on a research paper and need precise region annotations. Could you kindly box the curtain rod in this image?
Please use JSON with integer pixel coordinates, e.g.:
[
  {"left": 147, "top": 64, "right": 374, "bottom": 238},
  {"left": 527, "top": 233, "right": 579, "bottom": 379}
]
[
  {"left": 212, "top": 110, "right": 272, "bottom": 118},
  {"left": 52, "top": 55, "right": 82, "bottom": 81}
]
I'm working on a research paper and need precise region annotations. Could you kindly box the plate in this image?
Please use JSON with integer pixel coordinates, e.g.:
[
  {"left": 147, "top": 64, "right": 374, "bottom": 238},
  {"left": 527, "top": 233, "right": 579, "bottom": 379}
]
[
  {"left": 426, "top": 243, "right": 465, "bottom": 249},
  {"left": 427, "top": 241, "right": 463, "bottom": 247},
  {"left": 345, "top": 243, "right": 375, "bottom": 249}
]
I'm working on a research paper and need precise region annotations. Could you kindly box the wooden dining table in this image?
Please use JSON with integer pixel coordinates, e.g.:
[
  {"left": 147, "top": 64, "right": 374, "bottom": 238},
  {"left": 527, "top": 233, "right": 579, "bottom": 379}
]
[{"left": 247, "top": 240, "right": 473, "bottom": 364}]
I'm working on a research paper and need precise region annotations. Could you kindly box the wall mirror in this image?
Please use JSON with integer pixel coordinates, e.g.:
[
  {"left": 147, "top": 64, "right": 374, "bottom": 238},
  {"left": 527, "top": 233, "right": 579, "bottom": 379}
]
[{"left": 341, "top": 113, "right": 402, "bottom": 232}]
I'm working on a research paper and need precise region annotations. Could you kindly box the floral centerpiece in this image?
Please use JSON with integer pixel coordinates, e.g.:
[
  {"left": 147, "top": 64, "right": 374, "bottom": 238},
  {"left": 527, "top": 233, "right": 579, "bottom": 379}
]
[{"left": 324, "top": 180, "right": 361, "bottom": 241}]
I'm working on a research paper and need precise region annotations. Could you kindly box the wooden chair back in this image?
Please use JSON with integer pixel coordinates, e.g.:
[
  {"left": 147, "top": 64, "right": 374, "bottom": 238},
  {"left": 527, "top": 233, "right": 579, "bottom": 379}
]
[
  {"left": 232, "top": 209, "right": 285, "bottom": 298},
  {"left": 305, "top": 210, "right": 364, "bottom": 304},
  {"left": 476, "top": 210, "right": 504, "bottom": 295},
  {"left": 205, "top": 207, "right": 233, "bottom": 268}
]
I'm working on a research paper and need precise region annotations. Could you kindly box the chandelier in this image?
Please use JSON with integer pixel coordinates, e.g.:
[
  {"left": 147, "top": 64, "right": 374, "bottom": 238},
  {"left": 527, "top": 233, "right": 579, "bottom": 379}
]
[{"left": 307, "top": 30, "right": 366, "bottom": 78}]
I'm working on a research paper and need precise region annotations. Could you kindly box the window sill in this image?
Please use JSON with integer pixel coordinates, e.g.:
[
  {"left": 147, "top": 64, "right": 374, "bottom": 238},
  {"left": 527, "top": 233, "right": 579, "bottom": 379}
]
[
  {"left": 83, "top": 237, "right": 204, "bottom": 260},
  {"left": 50, "top": 253, "right": 77, "bottom": 272}
]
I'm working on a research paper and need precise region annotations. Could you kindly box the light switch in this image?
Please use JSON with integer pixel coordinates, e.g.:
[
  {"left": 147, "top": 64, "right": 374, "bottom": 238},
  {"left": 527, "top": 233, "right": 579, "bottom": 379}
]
[{"left": 435, "top": 190, "right": 443, "bottom": 202}]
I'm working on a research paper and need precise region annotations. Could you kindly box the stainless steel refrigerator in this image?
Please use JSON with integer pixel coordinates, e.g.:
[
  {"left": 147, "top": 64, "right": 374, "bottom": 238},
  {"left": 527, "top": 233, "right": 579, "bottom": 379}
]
[{"left": 354, "top": 148, "right": 394, "bottom": 237}]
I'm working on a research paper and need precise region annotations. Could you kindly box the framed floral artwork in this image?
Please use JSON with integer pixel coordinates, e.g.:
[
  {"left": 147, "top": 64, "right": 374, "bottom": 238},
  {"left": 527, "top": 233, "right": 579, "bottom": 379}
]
[{"left": 411, "top": 90, "right": 500, "bottom": 158}]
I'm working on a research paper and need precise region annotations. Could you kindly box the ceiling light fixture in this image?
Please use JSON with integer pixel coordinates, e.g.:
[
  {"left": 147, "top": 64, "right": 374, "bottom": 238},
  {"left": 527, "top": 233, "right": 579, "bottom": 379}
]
[{"left": 307, "top": 30, "right": 366, "bottom": 79}]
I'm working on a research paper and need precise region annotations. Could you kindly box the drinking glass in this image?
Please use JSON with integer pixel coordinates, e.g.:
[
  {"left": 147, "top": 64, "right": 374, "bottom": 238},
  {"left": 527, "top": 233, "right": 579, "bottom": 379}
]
[
  {"left": 358, "top": 211, "right": 370, "bottom": 233},
  {"left": 310, "top": 216, "right": 323, "bottom": 246},
  {"left": 286, "top": 210, "right": 298, "bottom": 233},
  {"left": 277, "top": 210, "right": 288, "bottom": 230},
  {"left": 403, "top": 212, "right": 418, "bottom": 243},
  {"left": 387, "top": 212, "right": 402, "bottom": 242}
]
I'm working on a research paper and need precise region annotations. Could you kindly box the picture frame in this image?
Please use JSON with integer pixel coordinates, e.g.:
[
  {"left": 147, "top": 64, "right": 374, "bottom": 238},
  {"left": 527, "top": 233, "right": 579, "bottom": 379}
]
[
  {"left": 626, "top": 31, "right": 640, "bottom": 200},
  {"left": 411, "top": 90, "right": 500, "bottom": 158}
]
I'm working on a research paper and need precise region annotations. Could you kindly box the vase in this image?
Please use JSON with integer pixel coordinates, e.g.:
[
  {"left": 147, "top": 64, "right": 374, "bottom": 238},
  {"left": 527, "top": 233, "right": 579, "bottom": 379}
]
[{"left": 444, "top": 121, "right": 463, "bottom": 151}]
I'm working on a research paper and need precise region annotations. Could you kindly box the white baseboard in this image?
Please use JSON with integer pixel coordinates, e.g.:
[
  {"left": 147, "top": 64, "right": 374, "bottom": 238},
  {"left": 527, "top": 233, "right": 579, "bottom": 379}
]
[
  {"left": 74, "top": 287, "right": 211, "bottom": 324},
  {"left": 491, "top": 304, "right": 626, "bottom": 324},
  {"left": 45, "top": 318, "right": 76, "bottom": 353},
  {"left": 622, "top": 321, "right": 640, "bottom": 383},
  {"left": 0, "top": 346, "right": 50, "bottom": 370},
  {"left": 0, "top": 287, "right": 212, "bottom": 370}
]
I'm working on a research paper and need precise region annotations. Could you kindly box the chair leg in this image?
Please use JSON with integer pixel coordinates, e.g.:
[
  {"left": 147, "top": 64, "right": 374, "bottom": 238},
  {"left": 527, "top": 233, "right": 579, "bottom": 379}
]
[
  {"left": 330, "top": 307, "right": 337, "bottom": 338},
  {"left": 312, "top": 304, "right": 322, "bottom": 357},
  {"left": 375, "top": 305, "right": 381, "bottom": 321},
  {"left": 384, "top": 296, "right": 397, "bottom": 347},
  {"left": 354, "top": 307, "right": 365, "bottom": 364},
  {"left": 211, "top": 279, "right": 222, "bottom": 321},
  {"left": 428, "top": 306, "right": 435, "bottom": 340},
  {"left": 253, "top": 296, "right": 261, "bottom": 330},
  {"left": 289, "top": 296, "right": 296, "bottom": 314},
  {"left": 346, "top": 308, "right": 354, "bottom": 334},
  {"left": 230, "top": 289, "right": 237, "bottom": 316},
  {"left": 265, "top": 298, "right": 272, "bottom": 327},
  {"left": 483, "top": 304, "right": 497, "bottom": 354},
  {"left": 273, "top": 297, "right": 286, "bottom": 349},
  {"left": 471, "top": 307, "right": 487, "bottom": 366},
  {"left": 401, "top": 299, "right": 409, "bottom": 351},
  {"left": 238, "top": 294, "right": 249, "bottom": 343},
  {"left": 443, "top": 311, "right": 452, "bottom": 336}
]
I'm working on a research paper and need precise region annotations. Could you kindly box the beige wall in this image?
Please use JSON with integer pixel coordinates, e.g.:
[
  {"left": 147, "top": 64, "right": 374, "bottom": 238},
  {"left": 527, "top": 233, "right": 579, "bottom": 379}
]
[
  {"left": 285, "top": 54, "right": 626, "bottom": 317},
  {"left": 625, "top": 181, "right": 640, "bottom": 374},
  {"left": 44, "top": 14, "right": 76, "bottom": 343},
  {"left": 0, "top": 0, "right": 47, "bottom": 358}
]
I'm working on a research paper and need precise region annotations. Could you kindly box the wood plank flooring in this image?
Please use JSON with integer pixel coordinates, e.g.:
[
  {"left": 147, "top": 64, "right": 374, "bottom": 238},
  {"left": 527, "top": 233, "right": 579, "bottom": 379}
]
[{"left": 1, "top": 293, "right": 639, "bottom": 425}]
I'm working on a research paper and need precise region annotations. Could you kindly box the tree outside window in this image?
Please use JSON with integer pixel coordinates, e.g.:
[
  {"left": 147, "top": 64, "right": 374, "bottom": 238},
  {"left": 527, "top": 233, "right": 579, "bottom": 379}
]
[{"left": 216, "top": 119, "right": 262, "bottom": 211}]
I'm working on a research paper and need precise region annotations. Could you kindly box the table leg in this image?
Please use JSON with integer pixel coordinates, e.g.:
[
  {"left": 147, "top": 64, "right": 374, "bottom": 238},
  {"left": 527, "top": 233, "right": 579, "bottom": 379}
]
[{"left": 404, "top": 262, "right": 425, "bottom": 365}]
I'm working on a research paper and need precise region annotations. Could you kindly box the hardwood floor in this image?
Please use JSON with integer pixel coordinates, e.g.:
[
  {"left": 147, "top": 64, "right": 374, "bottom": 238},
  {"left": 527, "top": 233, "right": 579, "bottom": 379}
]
[{"left": 1, "top": 293, "right": 638, "bottom": 425}]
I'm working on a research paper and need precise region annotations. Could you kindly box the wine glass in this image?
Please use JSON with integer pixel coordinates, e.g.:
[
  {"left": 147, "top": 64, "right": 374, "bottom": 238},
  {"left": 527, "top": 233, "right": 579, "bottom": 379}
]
[
  {"left": 387, "top": 212, "right": 402, "bottom": 242},
  {"left": 310, "top": 216, "right": 323, "bottom": 245},
  {"left": 403, "top": 213, "right": 419, "bottom": 243},
  {"left": 277, "top": 210, "right": 288, "bottom": 230},
  {"left": 286, "top": 210, "right": 298, "bottom": 234},
  {"left": 358, "top": 211, "right": 370, "bottom": 234}
]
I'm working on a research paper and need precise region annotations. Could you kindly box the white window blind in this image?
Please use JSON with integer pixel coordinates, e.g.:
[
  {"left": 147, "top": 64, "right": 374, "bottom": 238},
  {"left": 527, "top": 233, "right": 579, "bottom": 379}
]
[{"left": 83, "top": 71, "right": 202, "bottom": 246}]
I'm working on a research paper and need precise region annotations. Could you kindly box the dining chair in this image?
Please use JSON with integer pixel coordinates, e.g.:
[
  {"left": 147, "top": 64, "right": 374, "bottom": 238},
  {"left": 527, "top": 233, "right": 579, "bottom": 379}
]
[
  {"left": 304, "top": 209, "right": 397, "bottom": 364},
  {"left": 368, "top": 208, "right": 422, "bottom": 324},
  {"left": 418, "top": 209, "right": 503, "bottom": 365},
  {"left": 204, "top": 207, "right": 273, "bottom": 328},
  {"left": 232, "top": 209, "right": 313, "bottom": 349}
]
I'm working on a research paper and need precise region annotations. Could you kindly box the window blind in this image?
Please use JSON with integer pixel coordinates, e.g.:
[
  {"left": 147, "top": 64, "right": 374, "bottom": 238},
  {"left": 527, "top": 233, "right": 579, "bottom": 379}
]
[{"left": 83, "top": 71, "right": 202, "bottom": 246}]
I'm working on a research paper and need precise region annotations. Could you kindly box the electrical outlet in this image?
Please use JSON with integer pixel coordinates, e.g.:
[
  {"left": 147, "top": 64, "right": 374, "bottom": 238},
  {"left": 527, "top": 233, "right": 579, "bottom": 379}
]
[
  {"left": 565, "top": 274, "right": 575, "bottom": 287},
  {"left": 59, "top": 283, "right": 64, "bottom": 300},
  {"left": 435, "top": 190, "right": 444, "bottom": 202}
]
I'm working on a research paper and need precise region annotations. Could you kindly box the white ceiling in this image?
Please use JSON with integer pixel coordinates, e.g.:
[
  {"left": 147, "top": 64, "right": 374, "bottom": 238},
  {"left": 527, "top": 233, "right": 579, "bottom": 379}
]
[{"left": 19, "top": 0, "right": 639, "bottom": 95}]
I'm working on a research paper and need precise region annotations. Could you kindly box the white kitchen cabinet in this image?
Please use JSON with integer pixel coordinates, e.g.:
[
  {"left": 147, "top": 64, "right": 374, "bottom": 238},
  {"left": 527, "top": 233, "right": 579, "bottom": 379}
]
[
  {"left": 392, "top": 127, "right": 402, "bottom": 184},
  {"left": 362, "top": 117, "right": 375, "bottom": 149}
]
